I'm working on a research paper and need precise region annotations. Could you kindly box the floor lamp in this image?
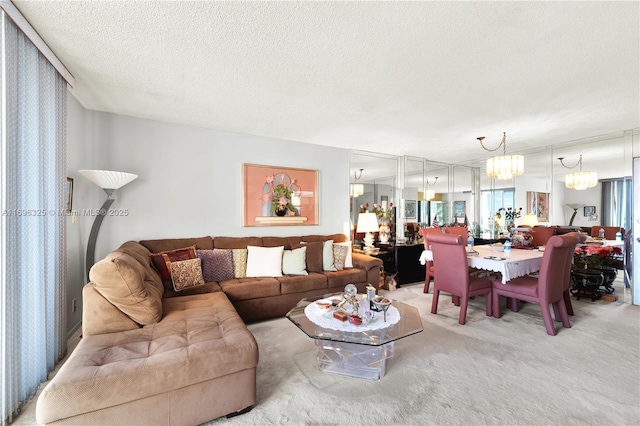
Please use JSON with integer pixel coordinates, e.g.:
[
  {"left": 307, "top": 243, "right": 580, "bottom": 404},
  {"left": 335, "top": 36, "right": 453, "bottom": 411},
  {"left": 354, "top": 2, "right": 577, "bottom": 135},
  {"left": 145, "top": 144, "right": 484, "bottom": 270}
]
[
  {"left": 566, "top": 203, "right": 584, "bottom": 227},
  {"left": 79, "top": 170, "right": 138, "bottom": 279}
]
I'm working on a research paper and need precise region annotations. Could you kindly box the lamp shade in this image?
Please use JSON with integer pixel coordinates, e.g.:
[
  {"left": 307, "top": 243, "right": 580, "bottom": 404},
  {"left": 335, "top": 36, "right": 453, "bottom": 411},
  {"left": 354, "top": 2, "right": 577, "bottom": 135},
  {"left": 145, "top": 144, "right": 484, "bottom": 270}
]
[
  {"left": 522, "top": 214, "right": 539, "bottom": 227},
  {"left": 486, "top": 155, "right": 524, "bottom": 180},
  {"left": 79, "top": 170, "right": 138, "bottom": 189},
  {"left": 356, "top": 213, "right": 379, "bottom": 233},
  {"left": 350, "top": 183, "right": 364, "bottom": 197},
  {"left": 565, "top": 171, "right": 597, "bottom": 190}
]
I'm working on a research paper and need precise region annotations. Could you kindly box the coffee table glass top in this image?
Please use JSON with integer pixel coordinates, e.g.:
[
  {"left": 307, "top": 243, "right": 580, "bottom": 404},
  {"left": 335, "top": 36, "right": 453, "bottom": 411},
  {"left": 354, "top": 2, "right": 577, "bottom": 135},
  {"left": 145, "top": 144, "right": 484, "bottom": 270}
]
[{"left": 286, "top": 292, "right": 423, "bottom": 346}]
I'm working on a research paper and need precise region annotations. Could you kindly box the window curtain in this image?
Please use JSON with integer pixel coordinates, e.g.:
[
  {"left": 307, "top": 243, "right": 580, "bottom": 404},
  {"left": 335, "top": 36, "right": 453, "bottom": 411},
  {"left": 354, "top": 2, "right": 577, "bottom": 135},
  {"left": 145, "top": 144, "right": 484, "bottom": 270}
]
[
  {"left": 1, "top": 14, "right": 67, "bottom": 424},
  {"left": 601, "top": 178, "right": 632, "bottom": 231}
]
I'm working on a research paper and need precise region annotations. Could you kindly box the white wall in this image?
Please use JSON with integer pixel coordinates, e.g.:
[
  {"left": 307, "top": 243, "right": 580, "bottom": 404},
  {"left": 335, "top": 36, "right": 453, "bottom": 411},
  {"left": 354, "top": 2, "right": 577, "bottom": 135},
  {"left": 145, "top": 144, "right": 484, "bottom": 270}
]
[{"left": 66, "top": 94, "right": 350, "bottom": 334}]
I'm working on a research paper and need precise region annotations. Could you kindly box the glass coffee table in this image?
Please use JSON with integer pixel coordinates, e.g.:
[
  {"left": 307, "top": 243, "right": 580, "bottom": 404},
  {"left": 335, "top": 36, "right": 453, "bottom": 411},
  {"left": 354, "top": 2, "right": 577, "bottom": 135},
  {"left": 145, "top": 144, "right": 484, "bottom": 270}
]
[{"left": 286, "top": 292, "right": 423, "bottom": 380}]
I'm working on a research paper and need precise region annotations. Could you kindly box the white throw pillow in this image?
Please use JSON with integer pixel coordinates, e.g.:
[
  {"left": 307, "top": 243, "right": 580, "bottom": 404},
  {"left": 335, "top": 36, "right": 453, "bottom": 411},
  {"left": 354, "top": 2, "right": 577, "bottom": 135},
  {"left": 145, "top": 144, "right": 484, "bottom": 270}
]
[
  {"left": 282, "top": 246, "right": 308, "bottom": 276},
  {"left": 332, "top": 241, "right": 354, "bottom": 268},
  {"left": 245, "top": 246, "right": 284, "bottom": 277},
  {"left": 322, "top": 240, "right": 337, "bottom": 271}
]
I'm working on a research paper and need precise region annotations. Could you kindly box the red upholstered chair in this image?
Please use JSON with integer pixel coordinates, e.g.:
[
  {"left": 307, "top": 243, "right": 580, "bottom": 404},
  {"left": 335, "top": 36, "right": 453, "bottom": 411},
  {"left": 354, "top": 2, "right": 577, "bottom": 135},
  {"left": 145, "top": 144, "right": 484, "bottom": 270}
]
[
  {"left": 419, "top": 227, "right": 444, "bottom": 293},
  {"left": 492, "top": 233, "right": 582, "bottom": 336},
  {"left": 429, "top": 233, "right": 493, "bottom": 325},
  {"left": 531, "top": 226, "right": 557, "bottom": 247},
  {"left": 590, "top": 226, "right": 621, "bottom": 240},
  {"left": 557, "top": 231, "right": 586, "bottom": 317},
  {"left": 444, "top": 226, "right": 468, "bottom": 238}
]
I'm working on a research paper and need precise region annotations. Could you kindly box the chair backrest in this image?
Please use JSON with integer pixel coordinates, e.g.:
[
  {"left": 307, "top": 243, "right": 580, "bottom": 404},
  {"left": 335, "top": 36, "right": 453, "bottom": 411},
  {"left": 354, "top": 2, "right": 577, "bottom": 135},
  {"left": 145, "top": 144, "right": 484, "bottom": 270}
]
[
  {"left": 419, "top": 227, "right": 444, "bottom": 250},
  {"left": 531, "top": 226, "right": 557, "bottom": 247},
  {"left": 538, "top": 233, "right": 582, "bottom": 302},
  {"left": 560, "top": 231, "right": 586, "bottom": 292},
  {"left": 445, "top": 226, "right": 468, "bottom": 238},
  {"left": 428, "top": 233, "right": 468, "bottom": 294},
  {"left": 590, "top": 226, "right": 621, "bottom": 240}
]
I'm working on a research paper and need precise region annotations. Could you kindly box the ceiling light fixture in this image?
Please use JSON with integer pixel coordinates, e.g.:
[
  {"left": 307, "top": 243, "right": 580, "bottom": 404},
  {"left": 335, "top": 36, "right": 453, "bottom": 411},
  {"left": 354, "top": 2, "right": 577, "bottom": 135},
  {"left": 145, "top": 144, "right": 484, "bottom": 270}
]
[
  {"left": 557, "top": 155, "right": 598, "bottom": 190},
  {"left": 424, "top": 176, "right": 438, "bottom": 201},
  {"left": 350, "top": 168, "right": 364, "bottom": 197},
  {"left": 478, "top": 132, "right": 524, "bottom": 180}
]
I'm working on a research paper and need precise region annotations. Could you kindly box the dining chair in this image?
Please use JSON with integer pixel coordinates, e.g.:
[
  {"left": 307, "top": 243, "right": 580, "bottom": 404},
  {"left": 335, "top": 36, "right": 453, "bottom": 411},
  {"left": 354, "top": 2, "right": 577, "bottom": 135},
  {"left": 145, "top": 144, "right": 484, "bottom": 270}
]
[
  {"left": 444, "top": 226, "right": 468, "bottom": 238},
  {"left": 531, "top": 226, "right": 557, "bottom": 247},
  {"left": 590, "top": 226, "right": 621, "bottom": 240},
  {"left": 557, "top": 231, "right": 586, "bottom": 317},
  {"left": 429, "top": 233, "right": 492, "bottom": 325},
  {"left": 418, "top": 227, "right": 444, "bottom": 293},
  {"left": 491, "top": 233, "right": 582, "bottom": 336}
]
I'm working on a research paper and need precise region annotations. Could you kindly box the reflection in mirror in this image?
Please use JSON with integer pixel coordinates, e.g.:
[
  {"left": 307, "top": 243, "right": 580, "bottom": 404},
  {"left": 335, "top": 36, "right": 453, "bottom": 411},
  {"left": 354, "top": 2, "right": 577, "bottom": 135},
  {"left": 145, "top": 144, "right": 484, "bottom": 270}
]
[{"left": 350, "top": 151, "right": 398, "bottom": 242}]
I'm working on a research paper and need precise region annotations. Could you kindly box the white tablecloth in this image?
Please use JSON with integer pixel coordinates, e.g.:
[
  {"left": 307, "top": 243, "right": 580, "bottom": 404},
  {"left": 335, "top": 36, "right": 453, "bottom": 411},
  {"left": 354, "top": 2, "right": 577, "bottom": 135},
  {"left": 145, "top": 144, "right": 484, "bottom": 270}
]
[
  {"left": 420, "top": 245, "right": 544, "bottom": 284},
  {"left": 304, "top": 297, "right": 400, "bottom": 332}
]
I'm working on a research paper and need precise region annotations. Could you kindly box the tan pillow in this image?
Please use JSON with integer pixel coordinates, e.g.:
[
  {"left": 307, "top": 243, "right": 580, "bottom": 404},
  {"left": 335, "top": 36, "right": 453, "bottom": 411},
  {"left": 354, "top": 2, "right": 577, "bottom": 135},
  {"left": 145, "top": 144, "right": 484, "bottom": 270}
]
[
  {"left": 90, "top": 251, "right": 163, "bottom": 325},
  {"left": 170, "top": 258, "right": 205, "bottom": 291},
  {"left": 232, "top": 248, "right": 248, "bottom": 278},
  {"left": 332, "top": 244, "right": 349, "bottom": 271}
]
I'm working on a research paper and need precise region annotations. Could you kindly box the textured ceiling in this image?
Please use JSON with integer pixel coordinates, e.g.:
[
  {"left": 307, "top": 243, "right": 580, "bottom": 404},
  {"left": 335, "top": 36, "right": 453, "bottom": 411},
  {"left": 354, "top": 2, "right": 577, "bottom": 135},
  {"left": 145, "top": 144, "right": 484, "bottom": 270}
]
[{"left": 13, "top": 1, "right": 640, "bottom": 169}]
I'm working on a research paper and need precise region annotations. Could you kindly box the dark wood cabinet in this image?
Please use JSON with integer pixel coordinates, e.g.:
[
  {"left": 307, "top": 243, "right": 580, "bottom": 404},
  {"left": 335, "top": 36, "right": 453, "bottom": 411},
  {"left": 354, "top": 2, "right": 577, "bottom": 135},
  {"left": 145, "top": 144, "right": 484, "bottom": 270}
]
[{"left": 394, "top": 244, "right": 426, "bottom": 286}]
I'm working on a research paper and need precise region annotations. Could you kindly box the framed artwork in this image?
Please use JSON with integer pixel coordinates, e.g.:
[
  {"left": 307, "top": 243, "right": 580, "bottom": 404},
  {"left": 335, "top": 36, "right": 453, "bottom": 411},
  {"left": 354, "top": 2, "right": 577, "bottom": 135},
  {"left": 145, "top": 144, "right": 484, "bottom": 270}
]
[
  {"left": 584, "top": 206, "right": 596, "bottom": 217},
  {"left": 242, "top": 164, "right": 318, "bottom": 226},
  {"left": 404, "top": 200, "right": 416, "bottom": 219},
  {"left": 66, "top": 177, "right": 74, "bottom": 212},
  {"left": 380, "top": 195, "right": 389, "bottom": 209},
  {"left": 453, "top": 200, "right": 466, "bottom": 218},
  {"left": 526, "top": 191, "right": 549, "bottom": 222}
]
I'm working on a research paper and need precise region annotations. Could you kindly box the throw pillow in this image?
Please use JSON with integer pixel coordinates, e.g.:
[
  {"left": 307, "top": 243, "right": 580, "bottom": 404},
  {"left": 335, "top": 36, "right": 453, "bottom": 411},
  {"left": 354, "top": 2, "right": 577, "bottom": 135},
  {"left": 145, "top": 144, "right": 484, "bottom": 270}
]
[
  {"left": 282, "top": 246, "right": 308, "bottom": 276},
  {"left": 149, "top": 245, "right": 197, "bottom": 283},
  {"left": 332, "top": 244, "right": 349, "bottom": 271},
  {"left": 245, "top": 246, "right": 284, "bottom": 277},
  {"left": 322, "top": 240, "right": 337, "bottom": 271},
  {"left": 299, "top": 241, "right": 323, "bottom": 273},
  {"left": 232, "top": 248, "right": 248, "bottom": 278},
  {"left": 197, "top": 249, "right": 234, "bottom": 282},
  {"left": 170, "top": 258, "right": 205, "bottom": 292},
  {"left": 332, "top": 241, "right": 354, "bottom": 268}
]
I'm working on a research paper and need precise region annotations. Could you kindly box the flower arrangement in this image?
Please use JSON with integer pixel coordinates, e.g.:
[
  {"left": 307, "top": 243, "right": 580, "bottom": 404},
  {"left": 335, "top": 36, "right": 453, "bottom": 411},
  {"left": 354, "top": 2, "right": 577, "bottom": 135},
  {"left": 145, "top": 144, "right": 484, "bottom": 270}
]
[
  {"left": 574, "top": 245, "right": 622, "bottom": 269},
  {"left": 359, "top": 203, "right": 394, "bottom": 222},
  {"left": 495, "top": 207, "right": 522, "bottom": 221},
  {"left": 261, "top": 174, "right": 298, "bottom": 213}
]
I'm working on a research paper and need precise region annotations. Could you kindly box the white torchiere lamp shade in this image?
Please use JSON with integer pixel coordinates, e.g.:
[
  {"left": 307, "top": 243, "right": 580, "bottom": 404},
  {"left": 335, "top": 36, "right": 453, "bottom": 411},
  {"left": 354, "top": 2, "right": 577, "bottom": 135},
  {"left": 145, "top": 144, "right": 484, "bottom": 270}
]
[
  {"left": 79, "top": 170, "right": 138, "bottom": 279},
  {"left": 357, "top": 212, "right": 379, "bottom": 252}
]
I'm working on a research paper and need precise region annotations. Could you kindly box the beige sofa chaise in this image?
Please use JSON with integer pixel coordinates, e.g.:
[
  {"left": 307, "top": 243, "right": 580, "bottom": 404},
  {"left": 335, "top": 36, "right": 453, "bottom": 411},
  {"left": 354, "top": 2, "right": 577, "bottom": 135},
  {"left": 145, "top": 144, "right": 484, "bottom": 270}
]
[{"left": 36, "top": 234, "right": 382, "bottom": 425}]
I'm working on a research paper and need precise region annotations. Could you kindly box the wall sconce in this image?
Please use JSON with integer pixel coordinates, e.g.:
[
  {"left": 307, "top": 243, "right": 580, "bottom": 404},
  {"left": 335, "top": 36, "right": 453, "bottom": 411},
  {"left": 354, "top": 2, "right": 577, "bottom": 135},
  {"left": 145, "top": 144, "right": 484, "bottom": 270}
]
[
  {"left": 350, "top": 168, "right": 364, "bottom": 197},
  {"left": 478, "top": 132, "right": 524, "bottom": 180},
  {"left": 79, "top": 169, "right": 138, "bottom": 279},
  {"left": 356, "top": 212, "right": 379, "bottom": 253},
  {"left": 557, "top": 155, "right": 598, "bottom": 190}
]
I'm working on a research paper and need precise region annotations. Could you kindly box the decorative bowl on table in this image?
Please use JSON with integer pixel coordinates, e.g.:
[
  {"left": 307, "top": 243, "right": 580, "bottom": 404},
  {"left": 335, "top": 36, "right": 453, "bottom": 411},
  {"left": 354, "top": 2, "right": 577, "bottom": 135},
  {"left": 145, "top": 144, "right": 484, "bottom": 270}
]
[
  {"left": 371, "top": 296, "right": 393, "bottom": 322},
  {"left": 315, "top": 301, "right": 332, "bottom": 312}
]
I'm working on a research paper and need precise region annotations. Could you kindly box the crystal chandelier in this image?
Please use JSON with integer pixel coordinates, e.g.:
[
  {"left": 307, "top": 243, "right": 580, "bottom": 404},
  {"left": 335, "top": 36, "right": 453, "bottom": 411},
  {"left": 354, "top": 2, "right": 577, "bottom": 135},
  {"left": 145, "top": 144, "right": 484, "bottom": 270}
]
[
  {"left": 557, "top": 155, "right": 598, "bottom": 190},
  {"left": 478, "top": 132, "right": 524, "bottom": 180}
]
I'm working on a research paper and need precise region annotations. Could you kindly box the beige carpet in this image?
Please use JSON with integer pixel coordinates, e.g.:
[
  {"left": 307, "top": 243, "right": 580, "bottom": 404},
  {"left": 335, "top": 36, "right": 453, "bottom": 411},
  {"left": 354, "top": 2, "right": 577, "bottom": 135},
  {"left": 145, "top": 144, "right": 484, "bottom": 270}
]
[{"left": 208, "top": 282, "right": 639, "bottom": 426}]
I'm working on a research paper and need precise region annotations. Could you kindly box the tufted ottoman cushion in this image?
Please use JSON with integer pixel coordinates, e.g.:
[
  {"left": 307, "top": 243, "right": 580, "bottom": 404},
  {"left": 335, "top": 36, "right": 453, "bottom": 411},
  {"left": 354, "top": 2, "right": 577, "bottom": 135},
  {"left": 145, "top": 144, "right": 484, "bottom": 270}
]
[{"left": 36, "top": 292, "right": 258, "bottom": 425}]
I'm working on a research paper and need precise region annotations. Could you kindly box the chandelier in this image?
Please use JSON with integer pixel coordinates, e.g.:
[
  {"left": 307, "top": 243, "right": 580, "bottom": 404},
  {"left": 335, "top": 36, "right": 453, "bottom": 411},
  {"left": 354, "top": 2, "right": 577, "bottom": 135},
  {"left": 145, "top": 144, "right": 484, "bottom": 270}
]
[
  {"left": 424, "top": 176, "right": 438, "bottom": 201},
  {"left": 478, "top": 132, "right": 524, "bottom": 180},
  {"left": 557, "top": 155, "right": 597, "bottom": 190},
  {"left": 350, "top": 168, "right": 364, "bottom": 197}
]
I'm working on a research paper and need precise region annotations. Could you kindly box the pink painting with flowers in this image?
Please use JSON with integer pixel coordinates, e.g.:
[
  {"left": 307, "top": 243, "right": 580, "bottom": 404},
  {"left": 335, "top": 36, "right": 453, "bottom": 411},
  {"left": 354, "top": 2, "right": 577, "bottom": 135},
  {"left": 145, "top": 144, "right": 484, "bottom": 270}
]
[{"left": 242, "top": 164, "right": 318, "bottom": 226}]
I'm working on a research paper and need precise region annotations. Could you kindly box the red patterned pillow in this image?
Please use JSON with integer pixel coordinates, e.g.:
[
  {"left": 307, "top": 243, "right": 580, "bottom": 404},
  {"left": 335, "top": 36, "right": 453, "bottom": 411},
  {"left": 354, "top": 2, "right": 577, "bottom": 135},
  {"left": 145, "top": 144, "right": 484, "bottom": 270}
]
[
  {"left": 149, "top": 246, "right": 197, "bottom": 284},
  {"left": 170, "top": 258, "right": 205, "bottom": 292}
]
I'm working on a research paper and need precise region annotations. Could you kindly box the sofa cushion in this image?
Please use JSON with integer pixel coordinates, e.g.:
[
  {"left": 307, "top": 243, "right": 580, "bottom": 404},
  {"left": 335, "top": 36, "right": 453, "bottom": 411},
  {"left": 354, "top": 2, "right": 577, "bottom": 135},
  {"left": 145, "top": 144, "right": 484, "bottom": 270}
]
[
  {"left": 332, "top": 244, "right": 349, "bottom": 270},
  {"left": 278, "top": 272, "right": 327, "bottom": 295},
  {"left": 333, "top": 241, "right": 354, "bottom": 268},
  {"left": 115, "top": 241, "right": 164, "bottom": 296},
  {"left": 197, "top": 249, "right": 234, "bottom": 282},
  {"left": 170, "top": 258, "right": 205, "bottom": 292},
  {"left": 90, "top": 251, "right": 163, "bottom": 325},
  {"left": 149, "top": 246, "right": 197, "bottom": 285},
  {"left": 282, "top": 246, "right": 308, "bottom": 276},
  {"left": 213, "top": 236, "right": 262, "bottom": 249},
  {"left": 324, "top": 268, "right": 367, "bottom": 289},
  {"left": 262, "top": 236, "right": 294, "bottom": 249},
  {"left": 246, "top": 246, "right": 284, "bottom": 277},
  {"left": 298, "top": 241, "right": 323, "bottom": 273},
  {"left": 231, "top": 248, "right": 248, "bottom": 278},
  {"left": 219, "top": 277, "right": 281, "bottom": 301},
  {"left": 322, "top": 240, "right": 337, "bottom": 271},
  {"left": 162, "top": 281, "right": 222, "bottom": 299},
  {"left": 301, "top": 233, "right": 348, "bottom": 243},
  {"left": 139, "top": 236, "right": 213, "bottom": 253}
]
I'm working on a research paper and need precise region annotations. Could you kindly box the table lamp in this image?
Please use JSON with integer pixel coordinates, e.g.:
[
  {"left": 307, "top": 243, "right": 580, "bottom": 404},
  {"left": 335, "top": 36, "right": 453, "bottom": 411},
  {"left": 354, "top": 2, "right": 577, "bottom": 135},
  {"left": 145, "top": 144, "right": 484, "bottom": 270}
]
[
  {"left": 522, "top": 214, "right": 538, "bottom": 227},
  {"left": 79, "top": 169, "right": 138, "bottom": 279},
  {"left": 357, "top": 212, "right": 379, "bottom": 253}
]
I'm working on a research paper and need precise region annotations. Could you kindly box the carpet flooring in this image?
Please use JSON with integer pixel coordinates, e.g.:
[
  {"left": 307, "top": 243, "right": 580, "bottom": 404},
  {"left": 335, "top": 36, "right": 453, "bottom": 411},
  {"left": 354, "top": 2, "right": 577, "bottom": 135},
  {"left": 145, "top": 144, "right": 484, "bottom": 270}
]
[{"left": 208, "top": 282, "right": 639, "bottom": 426}]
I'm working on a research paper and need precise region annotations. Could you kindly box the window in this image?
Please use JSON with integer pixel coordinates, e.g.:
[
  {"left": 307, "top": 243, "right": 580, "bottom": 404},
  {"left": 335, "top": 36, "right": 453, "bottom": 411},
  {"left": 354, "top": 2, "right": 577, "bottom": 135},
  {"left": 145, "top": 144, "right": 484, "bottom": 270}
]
[{"left": 480, "top": 188, "right": 515, "bottom": 234}]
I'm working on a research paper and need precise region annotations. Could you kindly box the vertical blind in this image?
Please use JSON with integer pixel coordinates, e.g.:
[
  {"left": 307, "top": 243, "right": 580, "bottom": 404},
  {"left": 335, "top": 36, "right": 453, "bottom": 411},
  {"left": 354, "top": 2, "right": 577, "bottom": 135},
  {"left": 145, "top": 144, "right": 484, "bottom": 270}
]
[
  {"left": 601, "top": 178, "right": 632, "bottom": 232},
  {"left": 1, "top": 13, "right": 67, "bottom": 425}
]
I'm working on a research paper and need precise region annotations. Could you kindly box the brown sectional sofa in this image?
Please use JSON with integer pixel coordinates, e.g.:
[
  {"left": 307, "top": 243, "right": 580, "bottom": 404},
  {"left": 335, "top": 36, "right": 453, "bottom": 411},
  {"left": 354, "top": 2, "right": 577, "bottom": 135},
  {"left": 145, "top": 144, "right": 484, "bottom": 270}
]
[{"left": 36, "top": 233, "right": 382, "bottom": 425}]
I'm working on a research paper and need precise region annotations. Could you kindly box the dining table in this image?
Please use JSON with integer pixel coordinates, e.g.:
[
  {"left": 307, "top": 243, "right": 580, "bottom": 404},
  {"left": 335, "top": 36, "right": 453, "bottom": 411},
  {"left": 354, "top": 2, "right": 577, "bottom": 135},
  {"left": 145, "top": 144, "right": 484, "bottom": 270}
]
[{"left": 419, "top": 245, "right": 545, "bottom": 284}]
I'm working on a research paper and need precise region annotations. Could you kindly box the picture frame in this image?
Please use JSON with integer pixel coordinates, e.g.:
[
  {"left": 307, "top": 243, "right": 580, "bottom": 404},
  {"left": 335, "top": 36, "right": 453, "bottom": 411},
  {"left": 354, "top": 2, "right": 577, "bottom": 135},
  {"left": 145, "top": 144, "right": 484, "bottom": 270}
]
[
  {"left": 242, "top": 164, "right": 318, "bottom": 226},
  {"left": 526, "top": 191, "right": 549, "bottom": 222},
  {"left": 66, "top": 177, "right": 74, "bottom": 212},
  {"left": 584, "top": 206, "right": 596, "bottom": 217},
  {"left": 404, "top": 200, "right": 416, "bottom": 219},
  {"left": 453, "top": 200, "right": 466, "bottom": 218}
]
